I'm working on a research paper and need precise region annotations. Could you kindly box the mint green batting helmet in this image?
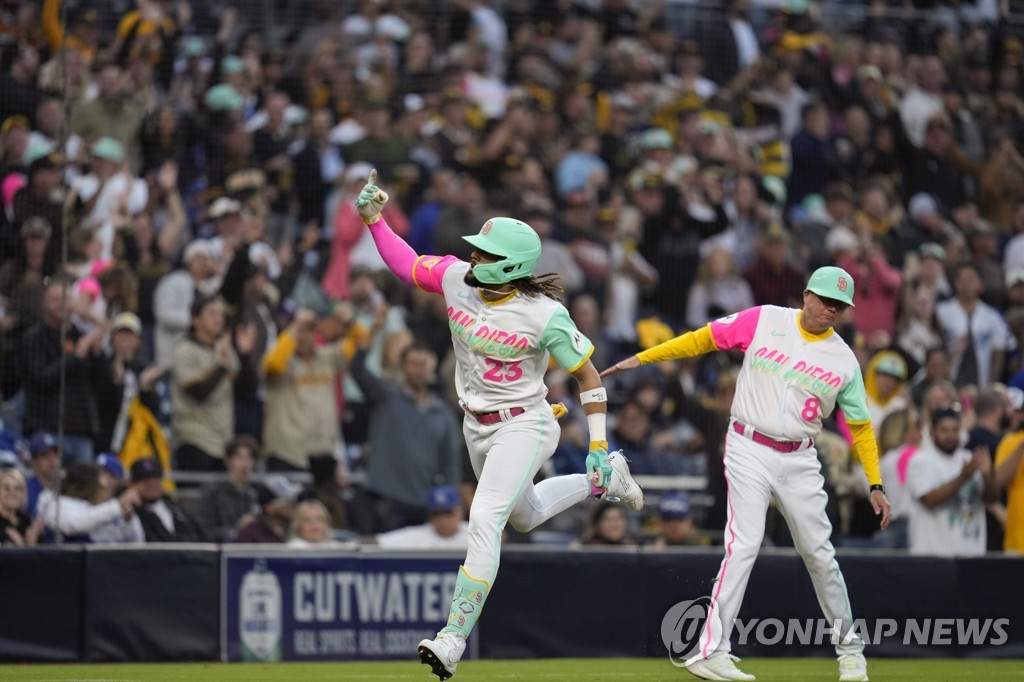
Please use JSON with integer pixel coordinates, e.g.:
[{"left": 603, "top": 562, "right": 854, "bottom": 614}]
[
  {"left": 462, "top": 217, "right": 542, "bottom": 284},
  {"left": 806, "top": 266, "right": 855, "bottom": 307}
]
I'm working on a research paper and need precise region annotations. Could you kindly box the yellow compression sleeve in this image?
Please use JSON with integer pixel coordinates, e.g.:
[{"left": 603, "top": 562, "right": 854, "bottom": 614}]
[
  {"left": 263, "top": 331, "right": 297, "bottom": 376},
  {"left": 636, "top": 324, "right": 718, "bottom": 365},
  {"left": 848, "top": 420, "right": 883, "bottom": 487}
]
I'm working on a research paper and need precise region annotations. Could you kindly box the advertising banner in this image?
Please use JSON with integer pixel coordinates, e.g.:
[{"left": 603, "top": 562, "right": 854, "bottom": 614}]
[{"left": 222, "top": 550, "right": 463, "bottom": 661}]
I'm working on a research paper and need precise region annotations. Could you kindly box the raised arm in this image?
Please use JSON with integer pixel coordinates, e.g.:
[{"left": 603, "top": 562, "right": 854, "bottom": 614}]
[{"left": 357, "top": 168, "right": 458, "bottom": 294}]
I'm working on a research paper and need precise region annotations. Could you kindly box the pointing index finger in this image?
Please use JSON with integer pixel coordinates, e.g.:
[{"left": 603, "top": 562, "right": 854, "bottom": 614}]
[{"left": 368, "top": 168, "right": 377, "bottom": 186}]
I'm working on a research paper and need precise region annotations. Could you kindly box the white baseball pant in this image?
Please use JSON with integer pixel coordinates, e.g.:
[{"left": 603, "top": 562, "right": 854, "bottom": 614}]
[
  {"left": 462, "top": 399, "right": 591, "bottom": 585},
  {"left": 695, "top": 423, "right": 865, "bottom": 659}
]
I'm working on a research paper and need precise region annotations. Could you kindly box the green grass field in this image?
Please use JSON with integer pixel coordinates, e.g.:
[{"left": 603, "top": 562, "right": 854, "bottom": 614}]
[{"left": 1, "top": 658, "right": 1023, "bottom": 682}]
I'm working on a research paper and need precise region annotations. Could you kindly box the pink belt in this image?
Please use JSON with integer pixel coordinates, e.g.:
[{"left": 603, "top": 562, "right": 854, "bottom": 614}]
[
  {"left": 732, "top": 421, "right": 812, "bottom": 453},
  {"left": 464, "top": 406, "right": 526, "bottom": 425}
]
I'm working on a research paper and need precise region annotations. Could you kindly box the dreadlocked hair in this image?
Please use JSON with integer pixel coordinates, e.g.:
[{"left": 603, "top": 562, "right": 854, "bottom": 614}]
[{"left": 510, "top": 273, "right": 564, "bottom": 302}]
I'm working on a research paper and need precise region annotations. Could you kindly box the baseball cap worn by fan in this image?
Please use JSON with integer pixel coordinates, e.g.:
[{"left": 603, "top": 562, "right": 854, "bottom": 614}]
[
  {"left": 806, "top": 266, "right": 856, "bottom": 307},
  {"left": 96, "top": 452, "right": 125, "bottom": 480},
  {"left": 130, "top": 457, "right": 163, "bottom": 482},
  {"left": 426, "top": 485, "right": 460, "bottom": 512},
  {"left": 112, "top": 311, "right": 142, "bottom": 335},
  {"left": 183, "top": 239, "right": 215, "bottom": 265},
  {"left": 658, "top": 493, "right": 691, "bottom": 519},
  {"left": 29, "top": 432, "right": 59, "bottom": 458},
  {"left": 874, "top": 353, "right": 908, "bottom": 380},
  {"left": 209, "top": 196, "right": 241, "bottom": 219},
  {"left": 1006, "top": 268, "right": 1024, "bottom": 288},
  {"left": 90, "top": 137, "right": 125, "bottom": 164}
]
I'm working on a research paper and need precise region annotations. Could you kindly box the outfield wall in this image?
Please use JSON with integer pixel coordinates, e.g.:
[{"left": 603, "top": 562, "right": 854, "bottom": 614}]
[{"left": 1, "top": 546, "right": 1021, "bottom": 663}]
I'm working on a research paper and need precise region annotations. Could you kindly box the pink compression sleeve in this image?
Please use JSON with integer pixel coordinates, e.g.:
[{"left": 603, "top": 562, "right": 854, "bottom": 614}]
[{"left": 368, "top": 217, "right": 417, "bottom": 286}]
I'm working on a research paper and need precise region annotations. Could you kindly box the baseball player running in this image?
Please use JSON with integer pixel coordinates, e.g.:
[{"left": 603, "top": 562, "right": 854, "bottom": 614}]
[
  {"left": 602, "top": 267, "right": 891, "bottom": 682},
  {"left": 356, "top": 170, "right": 643, "bottom": 680}
]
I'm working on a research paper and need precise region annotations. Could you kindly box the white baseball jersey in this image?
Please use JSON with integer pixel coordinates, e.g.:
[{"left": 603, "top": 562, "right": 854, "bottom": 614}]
[
  {"left": 410, "top": 256, "right": 594, "bottom": 413},
  {"left": 709, "top": 305, "right": 871, "bottom": 441}
]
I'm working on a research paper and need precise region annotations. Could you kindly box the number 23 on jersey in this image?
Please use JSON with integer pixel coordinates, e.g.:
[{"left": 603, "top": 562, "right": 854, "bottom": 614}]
[{"left": 483, "top": 358, "right": 523, "bottom": 382}]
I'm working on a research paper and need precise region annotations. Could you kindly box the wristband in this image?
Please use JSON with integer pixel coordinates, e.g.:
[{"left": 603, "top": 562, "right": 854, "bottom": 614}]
[
  {"left": 579, "top": 387, "right": 607, "bottom": 405},
  {"left": 361, "top": 212, "right": 382, "bottom": 225},
  {"left": 869, "top": 484, "right": 885, "bottom": 493}
]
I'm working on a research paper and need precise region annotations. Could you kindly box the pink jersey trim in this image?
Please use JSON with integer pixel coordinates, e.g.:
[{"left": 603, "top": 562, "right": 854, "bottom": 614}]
[
  {"left": 896, "top": 444, "right": 918, "bottom": 486},
  {"left": 411, "top": 254, "right": 458, "bottom": 294},
  {"left": 709, "top": 306, "right": 762, "bottom": 352}
]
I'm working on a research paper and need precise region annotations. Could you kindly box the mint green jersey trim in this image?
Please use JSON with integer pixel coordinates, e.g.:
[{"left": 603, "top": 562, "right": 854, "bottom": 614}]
[
  {"left": 539, "top": 306, "right": 593, "bottom": 371},
  {"left": 837, "top": 366, "right": 870, "bottom": 422}
]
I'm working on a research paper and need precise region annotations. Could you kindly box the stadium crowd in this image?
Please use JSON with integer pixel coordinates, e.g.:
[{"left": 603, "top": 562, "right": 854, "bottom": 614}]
[{"left": 0, "top": 0, "right": 1023, "bottom": 555}]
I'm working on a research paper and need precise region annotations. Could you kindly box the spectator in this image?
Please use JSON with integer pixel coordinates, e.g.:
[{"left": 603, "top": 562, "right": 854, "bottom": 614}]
[
  {"left": 235, "top": 476, "right": 297, "bottom": 544},
  {"left": 837, "top": 235, "right": 902, "bottom": 342},
  {"left": 153, "top": 239, "right": 222, "bottom": 368},
  {"left": 910, "top": 346, "right": 952, "bottom": 407},
  {"left": 686, "top": 246, "right": 754, "bottom": 330},
  {"left": 647, "top": 493, "right": 702, "bottom": 548},
  {"left": 936, "top": 262, "right": 1017, "bottom": 389},
  {"left": 298, "top": 454, "right": 350, "bottom": 530},
  {"left": 578, "top": 501, "right": 634, "bottom": 546},
  {"left": 0, "top": 43, "right": 45, "bottom": 126},
  {"left": 286, "top": 499, "right": 346, "bottom": 548},
  {"left": 700, "top": 0, "right": 760, "bottom": 89},
  {"left": 864, "top": 350, "right": 909, "bottom": 431},
  {"left": 11, "top": 146, "right": 65, "bottom": 272},
  {"left": 170, "top": 295, "right": 241, "bottom": 471},
  {"left": 131, "top": 458, "right": 205, "bottom": 543},
  {"left": 262, "top": 309, "right": 348, "bottom": 472},
  {"left": 996, "top": 388, "right": 1024, "bottom": 554},
  {"left": 196, "top": 436, "right": 260, "bottom": 542},
  {"left": 896, "top": 283, "right": 943, "bottom": 367},
  {"left": 0, "top": 468, "right": 39, "bottom": 546},
  {"left": 910, "top": 243, "right": 952, "bottom": 300},
  {"left": 373, "top": 485, "right": 469, "bottom": 549},
  {"left": 22, "top": 280, "right": 107, "bottom": 462},
  {"left": 610, "top": 399, "right": 693, "bottom": 476},
  {"left": 907, "top": 408, "right": 998, "bottom": 556},
  {"left": 97, "top": 312, "right": 165, "bottom": 455},
  {"left": 25, "top": 432, "right": 59, "bottom": 519},
  {"left": 293, "top": 108, "right": 343, "bottom": 230},
  {"left": 350, "top": 324, "right": 460, "bottom": 533},
  {"left": 70, "top": 137, "right": 148, "bottom": 261},
  {"left": 69, "top": 63, "right": 146, "bottom": 172},
  {"left": 0, "top": 216, "right": 53, "bottom": 405},
  {"left": 900, "top": 55, "right": 946, "bottom": 148},
  {"left": 36, "top": 461, "right": 143, "bottom": 544},
  {"left": 874, "top": 408, "right": 922, "bottom": 550},
  {"left": 902, "top": 113, "right": 967, "bottom": 213},
  {"left": 743, "top": 225, "right": 805, "bottom": 309},
  {"left": 786, "top": 101, "right": 830, "bottom": 209}
]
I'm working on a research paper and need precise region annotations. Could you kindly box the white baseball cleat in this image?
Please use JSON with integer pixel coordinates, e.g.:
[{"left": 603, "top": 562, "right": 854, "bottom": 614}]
[
  {"left": 838, "top": 653, "right": 869, "bottom": 681},
  {"left": 601, "top": 450, "right": 644, "bottom": 511},
  {"left": 418, "top": 632, "right": 466, "bottom": 680},
  {"left": 685, "top": 653, "right": 756, "bottom": 681}
]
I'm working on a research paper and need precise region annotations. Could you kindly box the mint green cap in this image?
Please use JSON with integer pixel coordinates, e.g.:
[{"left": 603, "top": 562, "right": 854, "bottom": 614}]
[
  {"left": 806, "top": 266, "right": 855, "bottom": 307},
  {"left": 90, "top": 137, "right": 124, "bottom": 163}
]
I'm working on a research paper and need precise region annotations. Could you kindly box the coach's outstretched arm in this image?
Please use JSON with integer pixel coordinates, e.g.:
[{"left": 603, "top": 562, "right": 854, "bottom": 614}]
[{"left": 600, "top": 323, "right": 719, "bottom": 378}]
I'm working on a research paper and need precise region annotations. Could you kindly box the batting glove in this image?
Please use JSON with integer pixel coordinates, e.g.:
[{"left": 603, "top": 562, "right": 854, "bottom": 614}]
[
  {"left": 355, "top": 168, "right": 389, "bottom": 223},
  {"left": 586, "top": 440, "right": 611, "bottom": 489}
]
